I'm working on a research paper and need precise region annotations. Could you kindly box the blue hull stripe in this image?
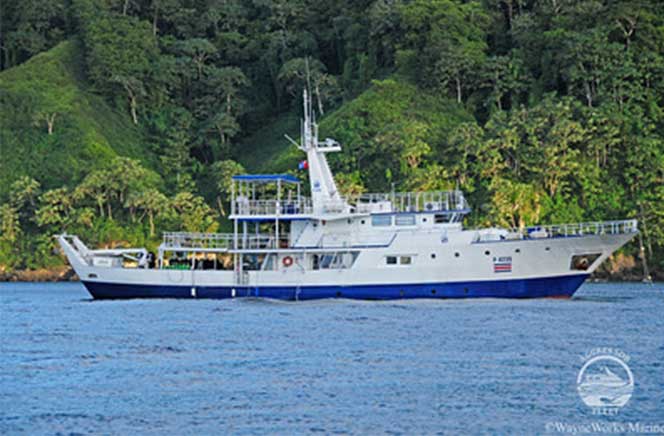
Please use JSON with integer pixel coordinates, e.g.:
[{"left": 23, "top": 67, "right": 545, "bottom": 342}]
[{"left": 81, "top": 274, "right": 589, "bottom": 300}]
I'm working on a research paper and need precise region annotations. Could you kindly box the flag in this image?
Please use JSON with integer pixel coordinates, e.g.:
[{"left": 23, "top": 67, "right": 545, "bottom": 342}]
[
  {"left": 493, "top": 257, "right": 512, "bottom": 273},
  {"left": 298, "top": 160, "right": 308, "bottom": 170}
]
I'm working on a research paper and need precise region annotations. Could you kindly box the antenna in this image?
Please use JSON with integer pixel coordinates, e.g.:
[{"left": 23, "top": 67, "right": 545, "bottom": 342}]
[{"left": 305, "top": 57, "right": 312, "bottom": 99}]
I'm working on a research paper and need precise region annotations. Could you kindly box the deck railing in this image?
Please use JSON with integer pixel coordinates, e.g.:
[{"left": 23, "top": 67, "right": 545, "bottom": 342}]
[
  {"left": 351, "top": 190, "right": 468, "bottom": 214},
  {"left": 233, "top": 198, "right": 314, "bottom": 216},
  {"left": 162, "top": 232, "right": 233, "bottom": 249},
  {"left": 161, "top": 231, "right": 290, "bottom": 250},
  {"left": 474, "top": 219, "right": 638, "bottom": 242},
  {"left": 232, "top": 190, "right": 469, "bottom": 216}
]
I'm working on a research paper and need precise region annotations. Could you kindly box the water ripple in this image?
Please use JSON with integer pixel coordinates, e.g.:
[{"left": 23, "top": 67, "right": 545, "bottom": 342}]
[{"left": 0, "top": 281, "right": 662, "bottom": 434}]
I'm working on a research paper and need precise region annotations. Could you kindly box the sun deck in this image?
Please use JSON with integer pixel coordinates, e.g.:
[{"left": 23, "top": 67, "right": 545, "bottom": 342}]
[{"left": 230, "top": 188, "right": 470, "bottom": 219}]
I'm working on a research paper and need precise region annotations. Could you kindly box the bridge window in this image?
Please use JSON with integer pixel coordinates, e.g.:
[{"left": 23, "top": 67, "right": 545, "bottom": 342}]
[
  {"left": 400, "top": 256, "right": 412, "bottom": 265},
  {"left": 386, "top": 256, "right": 397, "bottom": 265},
  {"left": 395, "top": 214, "right": 416, "bottom": 226},
  {"left": 435, "top": 214, "right": 450, "bottom": 224},
  {"left": 372, "top": 215, "right": 392, "bottom": 226}
]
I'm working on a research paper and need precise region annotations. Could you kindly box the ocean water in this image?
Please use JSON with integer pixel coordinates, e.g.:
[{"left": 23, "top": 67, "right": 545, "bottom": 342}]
[{"left": 1, "top": 282, "right": 663, "bottom": 435}]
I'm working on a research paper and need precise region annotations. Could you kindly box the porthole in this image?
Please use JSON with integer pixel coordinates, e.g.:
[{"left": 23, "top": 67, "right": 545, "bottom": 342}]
[
  {"left": 464, "top": 288, "right": 469, "bottom": 294},
  {"left": 431, "top": 253, "right": 436, "bottom": 259},
  {"left": 545, "top": 247, "right": 551, "bottom": 251},
  {"left": 423, "top": 217, "right": 428, "bottom": 222},
  {"left": 431, "top": 289, "right": 436, "bottom": 295},
  {"left": 515, "top": 248, "right": 521, "bottom": 253},
  {"left": 336, "top": 291, "right": 342, "bottom": 298},
  {"left": 361, "top": 220, "right": 366, "bottom": 225},
  {"left": 399, "top": 290, "right": 405, "bottom": 297},
  {"left": 455, "top": 252, "right": 460, "bottom": 257},
  {"left": 484, "top": 250, "right": 491, "bottom": 256},
  {"left": 347, "top": 219, "right": 352, "bottom": 224}
]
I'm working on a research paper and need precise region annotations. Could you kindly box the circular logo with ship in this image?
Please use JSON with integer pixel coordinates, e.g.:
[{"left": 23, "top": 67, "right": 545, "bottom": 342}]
[{"left": 577, "top": 349, "right": 633, "bottom": 414}]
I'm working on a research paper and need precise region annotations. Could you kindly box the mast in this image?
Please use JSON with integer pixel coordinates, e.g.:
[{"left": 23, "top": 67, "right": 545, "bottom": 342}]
[{"left": 299, "top": 89, "right": 346, "bottom": 215}]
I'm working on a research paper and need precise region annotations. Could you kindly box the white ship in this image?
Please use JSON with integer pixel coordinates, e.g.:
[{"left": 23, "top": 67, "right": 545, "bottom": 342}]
[{"left": 58, "top": 91, "right": 638, "bottom": 300}]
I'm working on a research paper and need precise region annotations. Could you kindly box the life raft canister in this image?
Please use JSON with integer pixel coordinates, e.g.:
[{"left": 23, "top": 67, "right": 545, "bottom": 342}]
[{"left": 282, "top": 256, "right": 294, "bottom": 267}]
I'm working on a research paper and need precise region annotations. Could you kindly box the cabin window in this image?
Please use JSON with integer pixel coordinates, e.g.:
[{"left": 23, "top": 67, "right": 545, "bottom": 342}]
[
  {"left": 243, "top": 254, "right": 264, "bottom": 271},
  {"left": 434, "top": 214, "right": 449, "bottom": 224},
  {"left": 386, "top": 256, "right": 397, "bottom": 265},
  {"left": 400, "top": 256, "right": 412, "bottom": 265},
  {"left": 395, "top": 214, "right": 416, "bottom": 226},
  {"left": 314, "top": 252, "right": 359, "bottom": 269},
  {"left": 372, "top": 215, "right": 392, "bottom": 226},
  {"left": 262, "top": 254, "right": 276, "bottom": 271},
  {"left": 320, "top": 254, "right": 335, "bottom": 269}
]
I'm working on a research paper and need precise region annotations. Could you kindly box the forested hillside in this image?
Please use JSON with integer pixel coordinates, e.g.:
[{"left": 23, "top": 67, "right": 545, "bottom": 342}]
[{"left": 0, "top": 0, "right": 663, "bottom": 279}]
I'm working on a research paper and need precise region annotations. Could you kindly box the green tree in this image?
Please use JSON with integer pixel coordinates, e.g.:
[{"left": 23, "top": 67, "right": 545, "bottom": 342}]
[
  {"left": 277, "top": 58, "right": 339, "bottom": 114},
  {"left": 75, "top": 168, "right": 112, "bottom": 218},
  {"left": 489, "top": 178, "right": 544, "bottom": 229},
  {"left": 481, "top": 55, "right": 527, "bottom": 111},
  {"left": 170, "top": 191, "right": 218, "bottom": 233},
  {"left": 0, "top": 0, "right": 66, "bottom": 70},
  {"left": 212, "top": 159, "right": 245, "bottom": 216},
  {"left": 35, "top": 187, "right": 74, "bottom": 229},
  {"left": 0, "top": 204, "right": 21, "bottom": 243},
  {"left": 9, "top": 176, "right": 41, "bottom": 211},
  {"left": 125, "top": 188, "right": 168, "bottom": 236},
  {"left": 399, "top": 0, "right": 490, "bottom": 102},
  {"left": 197, "top": 66, "right": 249, "bottom": 154},
  {"left": 84, "top": 14, "right": 159, "bottom": 124}
]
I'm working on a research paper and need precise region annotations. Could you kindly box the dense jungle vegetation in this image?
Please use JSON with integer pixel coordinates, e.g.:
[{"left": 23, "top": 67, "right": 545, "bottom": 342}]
[{"left": 0, "top": 0, "right": 663, "bottom": 278}]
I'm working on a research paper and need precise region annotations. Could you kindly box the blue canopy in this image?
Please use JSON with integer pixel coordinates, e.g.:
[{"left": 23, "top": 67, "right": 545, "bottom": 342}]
[{"left": 232, "top": 174, "right": 300, "bottom": 183}]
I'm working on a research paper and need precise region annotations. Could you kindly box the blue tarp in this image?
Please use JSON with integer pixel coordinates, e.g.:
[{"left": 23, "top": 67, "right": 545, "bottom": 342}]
[{"left": 232, "top": 174, "right": 300, "bottom": 183}]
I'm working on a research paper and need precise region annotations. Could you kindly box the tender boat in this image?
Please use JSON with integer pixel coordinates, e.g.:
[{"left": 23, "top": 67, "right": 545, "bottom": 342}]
[{"left": 58, "top": 90, "right": 638, "bottom": 300}]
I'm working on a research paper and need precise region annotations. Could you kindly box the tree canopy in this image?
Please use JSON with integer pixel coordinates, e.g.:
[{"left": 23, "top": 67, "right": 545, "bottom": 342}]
[{"left": 0, "top": 0, "right": 663, "bottom": 278}]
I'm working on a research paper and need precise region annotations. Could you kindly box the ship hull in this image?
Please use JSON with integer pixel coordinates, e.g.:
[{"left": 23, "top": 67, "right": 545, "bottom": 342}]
[{"left": 82, "top": 273, "right": 588, "bottom": 300}]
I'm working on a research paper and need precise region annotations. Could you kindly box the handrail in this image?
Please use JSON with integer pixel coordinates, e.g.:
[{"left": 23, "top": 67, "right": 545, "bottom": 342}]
[
  {"left": 232, "top": 190, "right": 469, "bottom": 216},
  {"left": 162, "top": 231, "right": 289, "bottom": 250},
  {"left": 234, "top": 198, "right": 314, "bottom": 216},
  {"left": 351, "top": 190, "right": 468, "bottom": 213},
  {"left": 473, "top": 219, "right": 638, "bottom": 243}
]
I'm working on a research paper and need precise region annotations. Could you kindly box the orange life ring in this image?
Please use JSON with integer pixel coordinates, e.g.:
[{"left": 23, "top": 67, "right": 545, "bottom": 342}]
[{"left": 282, "top": 256, "right": 294, "bottom": 267}]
